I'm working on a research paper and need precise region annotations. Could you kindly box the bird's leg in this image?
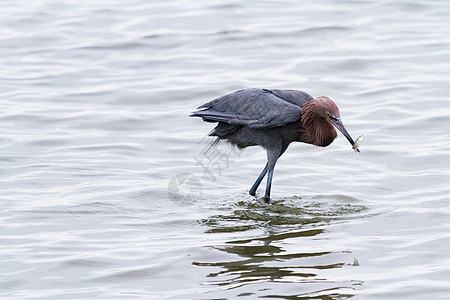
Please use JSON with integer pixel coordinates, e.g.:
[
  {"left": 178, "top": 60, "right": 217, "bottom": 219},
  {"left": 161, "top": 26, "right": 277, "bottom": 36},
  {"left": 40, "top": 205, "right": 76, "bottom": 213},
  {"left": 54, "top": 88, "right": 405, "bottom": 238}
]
[
  {"left": 249, "top": 163, "right": 268, "bottom": 196},
  {"left": 263, "top": 168, "right": 274, "bottom": 203},
  {"left": 262, "top": 145, "right": 284, "bottom": 203}
]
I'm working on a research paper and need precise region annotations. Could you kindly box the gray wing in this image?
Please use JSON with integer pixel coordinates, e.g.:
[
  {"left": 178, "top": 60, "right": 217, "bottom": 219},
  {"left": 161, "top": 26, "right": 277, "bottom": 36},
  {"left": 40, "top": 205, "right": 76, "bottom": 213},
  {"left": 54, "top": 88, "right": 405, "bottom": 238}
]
[
  {"left": 190, "top": 88, "right": 314, "bottom": 128},
  {"left": 268, "top": 89, "right": 314, "bottom": 107}
]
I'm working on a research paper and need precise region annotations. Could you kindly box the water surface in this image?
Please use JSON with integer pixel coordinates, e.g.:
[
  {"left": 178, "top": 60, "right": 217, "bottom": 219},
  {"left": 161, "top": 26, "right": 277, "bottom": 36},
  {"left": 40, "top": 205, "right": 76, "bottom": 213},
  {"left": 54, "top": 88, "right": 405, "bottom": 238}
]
[{"left": 1, "top": 0, "right": 450, "bottom": 299}]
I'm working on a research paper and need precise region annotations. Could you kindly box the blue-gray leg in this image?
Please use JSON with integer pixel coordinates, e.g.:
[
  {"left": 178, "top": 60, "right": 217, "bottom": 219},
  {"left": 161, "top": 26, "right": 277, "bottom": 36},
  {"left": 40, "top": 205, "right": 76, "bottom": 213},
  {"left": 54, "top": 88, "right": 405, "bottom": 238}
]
[
  {"left": 249, "top": 163, "right": 268, "bottom": 196},
  {"left": 263, "top": 168, "right": 274, "bottom": 203}
]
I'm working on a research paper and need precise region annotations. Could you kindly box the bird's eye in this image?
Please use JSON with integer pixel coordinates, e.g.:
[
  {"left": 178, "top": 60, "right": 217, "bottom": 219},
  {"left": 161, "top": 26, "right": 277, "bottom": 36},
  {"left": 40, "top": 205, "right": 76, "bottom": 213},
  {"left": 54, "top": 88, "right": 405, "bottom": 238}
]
[{"left": 326, "top": 112, "right": 331, "bottom": 118}]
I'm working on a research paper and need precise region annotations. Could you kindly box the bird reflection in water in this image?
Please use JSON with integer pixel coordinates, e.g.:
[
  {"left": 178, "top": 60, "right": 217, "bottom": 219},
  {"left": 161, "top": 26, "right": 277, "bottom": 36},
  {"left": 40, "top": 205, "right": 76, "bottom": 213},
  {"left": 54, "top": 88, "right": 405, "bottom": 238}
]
[{"left": 194, "top": 199, "right": 366, "bottom": 298}]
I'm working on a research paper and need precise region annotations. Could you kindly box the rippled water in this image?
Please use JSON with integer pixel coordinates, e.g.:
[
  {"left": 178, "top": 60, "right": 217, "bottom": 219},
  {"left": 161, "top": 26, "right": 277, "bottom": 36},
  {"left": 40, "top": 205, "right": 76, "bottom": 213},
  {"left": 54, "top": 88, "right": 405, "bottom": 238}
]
[{"left": 1, "top": 0, "right": 450, "bottom": 299}]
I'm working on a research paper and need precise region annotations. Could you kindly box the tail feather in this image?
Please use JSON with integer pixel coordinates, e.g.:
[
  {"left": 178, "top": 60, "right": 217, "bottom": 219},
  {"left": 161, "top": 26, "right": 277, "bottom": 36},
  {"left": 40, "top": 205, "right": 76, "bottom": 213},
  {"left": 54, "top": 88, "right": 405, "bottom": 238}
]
[
  {"left": 190, "top": 109, "right": 237, "bottom": 123},
  {"left": 203, "top": 137, "right": 221, "bottom": 155}
]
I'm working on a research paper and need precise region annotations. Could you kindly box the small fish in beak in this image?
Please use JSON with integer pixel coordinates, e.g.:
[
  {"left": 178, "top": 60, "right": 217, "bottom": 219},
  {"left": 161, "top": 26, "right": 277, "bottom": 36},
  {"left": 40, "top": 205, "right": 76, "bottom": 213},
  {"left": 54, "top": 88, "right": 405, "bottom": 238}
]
[{"left": 352, "top": 135, "right": 364, "bottom": 152}]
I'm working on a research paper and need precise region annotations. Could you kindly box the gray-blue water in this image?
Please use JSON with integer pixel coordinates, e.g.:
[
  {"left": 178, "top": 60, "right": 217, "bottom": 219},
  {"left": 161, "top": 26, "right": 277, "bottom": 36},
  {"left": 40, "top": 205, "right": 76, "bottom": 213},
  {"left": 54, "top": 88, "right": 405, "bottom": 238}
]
[{"left": 1, "top": 0, "right": 450, "bottom": 299}]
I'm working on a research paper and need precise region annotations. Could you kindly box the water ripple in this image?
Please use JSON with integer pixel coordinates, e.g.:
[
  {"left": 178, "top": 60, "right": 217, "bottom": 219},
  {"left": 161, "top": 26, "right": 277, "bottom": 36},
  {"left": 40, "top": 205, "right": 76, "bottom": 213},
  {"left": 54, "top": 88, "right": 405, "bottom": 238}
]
[{"left": 1, "top": 0, "right": 450, "bottom": 299}]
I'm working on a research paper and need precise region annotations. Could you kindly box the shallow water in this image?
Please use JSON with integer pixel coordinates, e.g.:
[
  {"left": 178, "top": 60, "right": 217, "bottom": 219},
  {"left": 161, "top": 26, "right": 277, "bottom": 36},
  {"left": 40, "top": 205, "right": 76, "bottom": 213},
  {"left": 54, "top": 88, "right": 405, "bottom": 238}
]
[{"left": 1, "top": 0, "right": 450, "bottom": 299}]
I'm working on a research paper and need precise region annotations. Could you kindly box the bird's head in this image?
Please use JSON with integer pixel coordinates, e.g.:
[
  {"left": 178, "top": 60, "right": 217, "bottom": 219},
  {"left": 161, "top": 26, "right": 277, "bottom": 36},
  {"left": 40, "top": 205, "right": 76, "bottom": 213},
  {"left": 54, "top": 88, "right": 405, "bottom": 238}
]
[{"left": 315, "top": 96, "right": 358, "bottom": 152}]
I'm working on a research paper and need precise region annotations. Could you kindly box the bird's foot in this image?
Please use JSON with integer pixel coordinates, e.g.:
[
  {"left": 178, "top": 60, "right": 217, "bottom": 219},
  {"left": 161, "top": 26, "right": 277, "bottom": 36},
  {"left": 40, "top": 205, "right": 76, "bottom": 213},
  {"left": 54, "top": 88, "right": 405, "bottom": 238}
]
[
  {"left": 249, "top": 190, "right": 256, "bottom": 197},
  {"left": 262, "top": 196, "right": 271, "bottom": 204}
]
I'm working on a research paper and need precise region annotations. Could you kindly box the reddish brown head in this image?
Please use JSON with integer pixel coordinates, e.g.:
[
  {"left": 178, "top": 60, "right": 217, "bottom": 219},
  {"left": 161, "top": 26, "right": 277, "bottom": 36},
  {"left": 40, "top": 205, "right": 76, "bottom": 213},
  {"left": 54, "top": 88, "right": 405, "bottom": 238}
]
[
  {"left": 315, "top": 96, "right": 340, "bottom": 119},
  {"left": 301, "top": 96, "right": 356, "bottom": 149}
]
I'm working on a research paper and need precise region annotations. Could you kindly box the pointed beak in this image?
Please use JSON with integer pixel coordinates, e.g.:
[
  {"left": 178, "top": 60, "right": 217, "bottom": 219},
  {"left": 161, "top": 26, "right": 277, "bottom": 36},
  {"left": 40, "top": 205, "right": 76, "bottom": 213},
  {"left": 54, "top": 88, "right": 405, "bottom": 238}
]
[{"left": 331, "top": 118, "right": 359, "bottom": 153}]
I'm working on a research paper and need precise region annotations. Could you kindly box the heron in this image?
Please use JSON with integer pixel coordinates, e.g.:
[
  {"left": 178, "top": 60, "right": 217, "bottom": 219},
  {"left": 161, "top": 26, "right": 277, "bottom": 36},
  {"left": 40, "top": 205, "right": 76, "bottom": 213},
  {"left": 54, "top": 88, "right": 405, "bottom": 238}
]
[{"left": 190, "top": 88, "right": 359, "bottom": 201}]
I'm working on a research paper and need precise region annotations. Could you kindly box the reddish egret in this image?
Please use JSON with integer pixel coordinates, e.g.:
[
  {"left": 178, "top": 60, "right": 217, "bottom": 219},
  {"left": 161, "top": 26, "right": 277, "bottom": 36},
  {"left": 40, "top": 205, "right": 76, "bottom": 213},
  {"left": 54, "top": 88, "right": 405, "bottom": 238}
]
[{"left": 191, "top": 88, "right": 359, "bottom": 201}]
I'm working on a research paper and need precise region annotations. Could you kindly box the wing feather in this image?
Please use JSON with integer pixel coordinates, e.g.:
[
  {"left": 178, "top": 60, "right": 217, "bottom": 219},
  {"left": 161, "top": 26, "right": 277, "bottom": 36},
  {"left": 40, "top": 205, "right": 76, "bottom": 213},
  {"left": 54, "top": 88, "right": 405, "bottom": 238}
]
[{"left": 191, "top": 88, "right": 313, "bottom": 128}]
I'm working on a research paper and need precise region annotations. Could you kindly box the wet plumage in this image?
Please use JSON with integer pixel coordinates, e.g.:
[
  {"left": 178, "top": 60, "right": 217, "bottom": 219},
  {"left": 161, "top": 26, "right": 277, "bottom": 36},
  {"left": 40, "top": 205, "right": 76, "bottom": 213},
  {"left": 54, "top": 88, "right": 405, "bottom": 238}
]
[{"left": 191, "top": 88, "right": 357, "bottom": 201}]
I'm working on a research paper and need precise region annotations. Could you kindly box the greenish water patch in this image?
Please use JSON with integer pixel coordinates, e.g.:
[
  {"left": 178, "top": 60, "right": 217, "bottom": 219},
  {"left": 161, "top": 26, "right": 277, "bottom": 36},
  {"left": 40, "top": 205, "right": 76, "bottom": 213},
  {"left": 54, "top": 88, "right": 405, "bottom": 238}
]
[{"left": 199, "top": 196, "right": 368, "bottom": 234}]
